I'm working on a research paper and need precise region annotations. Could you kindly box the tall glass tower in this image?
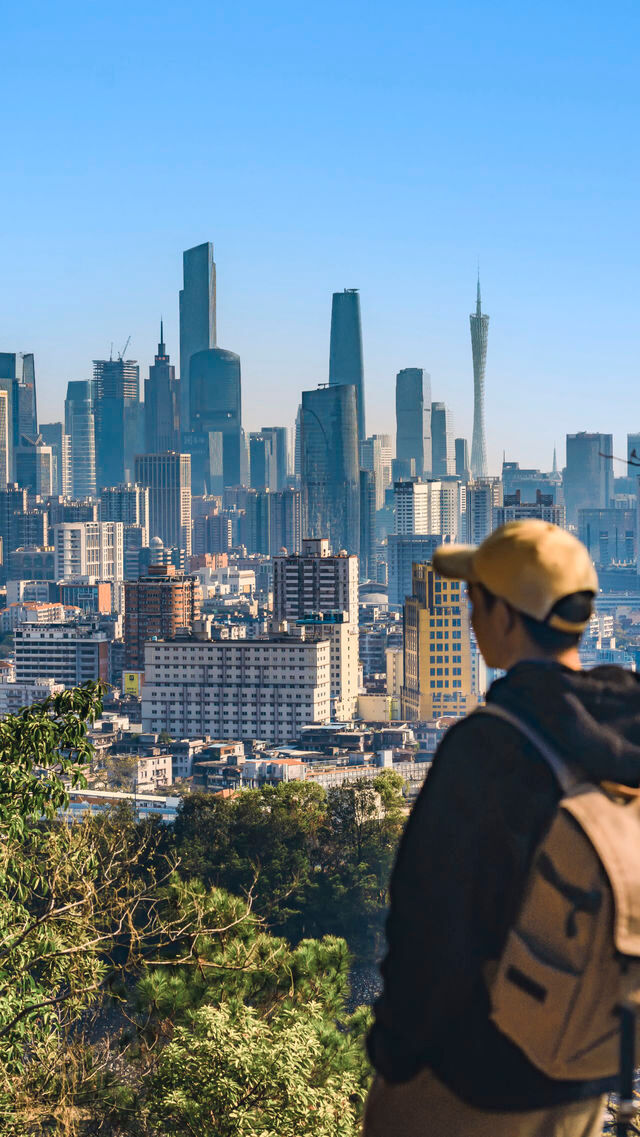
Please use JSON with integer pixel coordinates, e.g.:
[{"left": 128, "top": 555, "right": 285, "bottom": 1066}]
[
  {"left": 470, "top": 275, "right": 489, "bottom": 479},
  {"left": 329, "top": 289, "right": 365, "bottom": 442},
  {"left": 179, "top": 242, "right": 217, "bottom": 432},
  {"left": 395, "top": 368, "right": 431, "bottom": 478},
  {"left": 301, "top": 384, "right": 360, "bottom": 556}
]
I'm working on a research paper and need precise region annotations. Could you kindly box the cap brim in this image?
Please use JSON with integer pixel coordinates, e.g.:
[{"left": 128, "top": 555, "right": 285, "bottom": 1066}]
[{"left": 432, "top": 545, "right": 478, "bottom": 581}]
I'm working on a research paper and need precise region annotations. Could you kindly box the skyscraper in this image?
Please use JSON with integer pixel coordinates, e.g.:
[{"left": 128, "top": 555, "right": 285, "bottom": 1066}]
[
  {"left": 0, "top": 391, "right": 9, "bottom": 491},
  {"left": 15, "top": 435, "right": 53, "bottom": 496},
  {"left": 249, "top": 433, "right": 276, "bottom": 491},
  {"left": 431, "top": 402, "right": 455, "bottom": 476},
  {"left": 189, "top": 348, "right": 242, "bottom": 489},
  {"left": 179, "top": 242, "right": 216, "bottom": 431},
  {"left": 455, "top": 437, "right": 470, "bottom": 480},
  {"left": 40, "top": 422, "right": 70, "bottom": 496},
  {"left": 260, "top": 426, "right": 289, "bottom": 490},
  {"left": 145, "top": 321, "right": 180, "bottom": 454},
  {"left": 301, "top": 384, "right": 360, "bottom": 556},
  {"left": 329, "top": 289, "right": 365, "bottom": 441},
  {"left": 92, "top": 358, "right": 142, "bottom": 489},
  {"left": 64, "top": 381, "right": 97, "bottom": 499},
  {"left": 470, "top": 275, "right": 489, "bottom": 479},
  {"left": 134, "top": 452, "right": 192, "bottom": 555},
  {"left": 564, "top": 433, "right": 614, "bottom": 528},
  {"left": 395, "top": 368, "right": 431, "bottom": 478}
]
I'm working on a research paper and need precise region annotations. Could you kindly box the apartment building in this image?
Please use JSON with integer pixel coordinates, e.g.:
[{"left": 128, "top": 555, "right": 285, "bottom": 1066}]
[
  {"left": 142, "top": 633, "right": 331, "bottom": 744},
  {"left": 401, "top": 563, "right": 477, "bottom": 721}
]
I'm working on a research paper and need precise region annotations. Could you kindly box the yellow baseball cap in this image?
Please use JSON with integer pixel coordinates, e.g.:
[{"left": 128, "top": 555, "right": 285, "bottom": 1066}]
[{"left": 432, "top": 520, "right": 598, "bottom": 633}]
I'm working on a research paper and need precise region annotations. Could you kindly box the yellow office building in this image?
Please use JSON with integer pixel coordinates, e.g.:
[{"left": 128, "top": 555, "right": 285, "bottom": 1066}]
[{"left": 401, "top": 563, "right": 477, "bottom": 721}]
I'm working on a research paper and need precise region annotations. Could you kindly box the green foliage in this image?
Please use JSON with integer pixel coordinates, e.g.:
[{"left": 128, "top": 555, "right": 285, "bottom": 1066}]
[
  {"left": 147, "top": 1000, "right": 366, "bottom": 1137},
  {"left": 169, "top": 772, "right": 405, "bottom": 958},
  {"left": 0, "top": 687, "right": 387, "bottom": 1134}
]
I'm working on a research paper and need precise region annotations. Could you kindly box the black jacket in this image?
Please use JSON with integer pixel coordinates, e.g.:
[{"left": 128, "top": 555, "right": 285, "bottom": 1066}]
[{"left": 367, "top": 661, "right": 640, "bottom": 1109}]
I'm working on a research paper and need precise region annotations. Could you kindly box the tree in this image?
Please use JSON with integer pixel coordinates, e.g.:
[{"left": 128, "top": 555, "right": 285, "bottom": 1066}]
[{"left": 0, "top": 688, "right": 373, "bottom": 1135}]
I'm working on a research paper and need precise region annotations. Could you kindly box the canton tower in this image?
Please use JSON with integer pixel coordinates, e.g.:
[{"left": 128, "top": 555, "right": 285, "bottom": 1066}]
[{"left": 469, "top": 273, "right": 489, "bottom": 479}]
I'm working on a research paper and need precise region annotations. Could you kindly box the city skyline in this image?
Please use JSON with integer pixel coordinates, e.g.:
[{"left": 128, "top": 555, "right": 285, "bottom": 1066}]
[{"left": 3, "top": 2, "right": 639, "bottom": 475}]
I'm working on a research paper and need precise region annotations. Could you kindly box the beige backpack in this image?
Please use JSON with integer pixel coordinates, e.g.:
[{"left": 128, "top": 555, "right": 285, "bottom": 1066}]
[{"left": 479, "top": 702, "right": 640, "bottom": 1081}]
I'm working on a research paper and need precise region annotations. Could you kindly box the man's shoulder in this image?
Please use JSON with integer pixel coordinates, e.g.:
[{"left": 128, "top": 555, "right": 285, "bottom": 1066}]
[{"left": 433, "top": 704, "right": 557, "bottom": 782}]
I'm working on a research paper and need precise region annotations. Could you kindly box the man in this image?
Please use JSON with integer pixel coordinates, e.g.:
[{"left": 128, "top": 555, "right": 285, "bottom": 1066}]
[{"left": 365, "top": 519, "right": 640, "bottom": 1137}]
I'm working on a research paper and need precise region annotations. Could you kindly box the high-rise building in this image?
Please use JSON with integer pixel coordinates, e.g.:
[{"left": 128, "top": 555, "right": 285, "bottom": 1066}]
[
  {"left": 100, "top": 483, "right": 150, "bottom": 546},
  {"left": 124, "top": 564, "right": 201, "bottom": 670},
  {"left": 301, "top": 385, "right": 360, "bottom": 556},
  {"left": 431, "top": 403, "right": 455, "bottom": 476},
  {"left": 145, "top": 322, "right": 180, "bottom": 454},
  {"left": 64, "top": 381, "right": 96, "bottom": 499},
  {"left": 470, "top": 275, "right": 489, "bottom": 479},
  {"left": 0, "top": 391, "right": 9, "bottom": 490},
  {"left": 0, "top": 354, "right": 23, "bottom": 478},
  {"left": 189, "top": 348, "right": 242, "bottom": 489},
  {"left": 329, "top": 289, "right": 365, "bottom": 441},
  {"left": 359, "top": 468, "right": 376, "bottom": 581},
  {"left": 15, "top": 435, "right": 53, "bottom": 496},
  {"left": 439, "top": 478, "right": 466, "bottom": 541},
  {"left": 273, "top": 539, "right": 359, "bottom": 719},
  {"left": 401, "top": 563, "right": 477, "bottom": 720},
  {"left": 92, "top": 358, "right": 142, "bottom": 489},
  {"left": 18, "top": 353, "right": 37, "bottom": 438},
  {"left": 395, "top": 368, "right": 431, "bottom": 479},
  {"left": 564, "top": 433, "right": 614, "bottom": 528},
  {"left": 40, "top": 422, "right": 70, "bottom": 496},
  {"left": 273, "top": 537, "right": 358, "bottom": 623},
  {"left": 179, "top": 242, "right": 217, "bottom": 432},
  {"left": 53, "top": 521, "right": 124, "bottom": 582},
  {"left": 249, "top": 433, "right": 277, "bottom": 491},
  {"left": 387, "top": 533, "right": 442, "bottom": 609},
  {"left": 455, "top": 438, "right": 470, "bottom": 480},
  {"left": 135, "top": 452, "right": 192, "bottom": 556},
  {"left": 394, "top": 480, "right": 441, "bottom": 535},
  {"left": 465, "top": 478, "right": 503, "bottom": 543},
  {"left": 260, "top": 426, "right": 289, "bottom": 490},
  {"left": 269, "top": 487, "right": 301, "bottom": 555}
]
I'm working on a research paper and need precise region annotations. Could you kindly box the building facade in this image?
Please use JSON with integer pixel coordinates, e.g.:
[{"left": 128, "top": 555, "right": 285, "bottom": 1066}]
[
  {"left": 301, "top": 384, "right": 360, "bottom": 556},
  {"left": 401, "top": 563, "right": 476, "bottom": 720},
  {"left": 64, "top": 381, "right": 96, "bottom": 499},
  {"left": 124, "top": 563, "right": 201, "bottom": 669},
  {"left": 134, "top": 452, "right": 192, "bottom": 556},
  {"left": 53, "top": 522, "right": 124, "bottom": 582},
  {"left": 329, "top": 289, "right": 365, "bottom": 441},
  {"left": 145, "top": 322, "right": 180, "bottom": 454},
  {"left": 142, "top": 634, "right": 331, "bottom": 744},
  {"left": 395, "top": 368, "right": 431, "bottom": 479},
  {"left": 14, "top": 621, "right": 110, "bottom": 687},
  {"left": 179, "top": 242, "right": 217, "bottom": 432}
]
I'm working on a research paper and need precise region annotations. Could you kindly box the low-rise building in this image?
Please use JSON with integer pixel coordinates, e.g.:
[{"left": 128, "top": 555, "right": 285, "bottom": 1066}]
[{"left": 0, "top": 676, "right": 64, "bottom": 716}]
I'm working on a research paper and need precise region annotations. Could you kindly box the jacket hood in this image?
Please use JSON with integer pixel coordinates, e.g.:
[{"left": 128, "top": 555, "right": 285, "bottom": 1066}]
[{"left": 488, "top": 662, "right": 640, "bottom": 787}]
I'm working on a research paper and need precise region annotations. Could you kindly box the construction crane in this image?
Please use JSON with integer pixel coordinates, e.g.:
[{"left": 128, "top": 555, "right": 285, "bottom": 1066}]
[{"left": 118, "top": 336, "right": 131, "bottom": 361}]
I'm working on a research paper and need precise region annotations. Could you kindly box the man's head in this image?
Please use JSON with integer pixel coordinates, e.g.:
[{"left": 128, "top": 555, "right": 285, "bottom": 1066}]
[{"left": 432, "top": 520, "right": 598, "bottom": 671}]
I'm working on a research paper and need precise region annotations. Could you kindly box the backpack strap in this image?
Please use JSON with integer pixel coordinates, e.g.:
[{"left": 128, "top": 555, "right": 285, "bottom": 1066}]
[{"left": 476, "top": 703, "right": 582, "bottom": 794}]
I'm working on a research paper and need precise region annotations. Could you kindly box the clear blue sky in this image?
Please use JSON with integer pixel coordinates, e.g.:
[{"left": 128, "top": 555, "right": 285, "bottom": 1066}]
[{"left": 2, "top": 0, "right": 639, "bottom": 475}]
